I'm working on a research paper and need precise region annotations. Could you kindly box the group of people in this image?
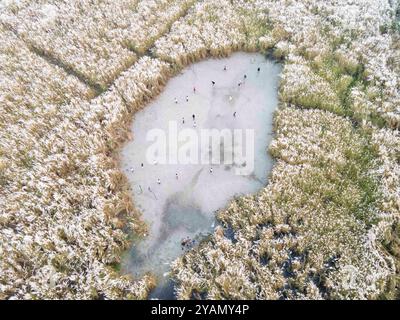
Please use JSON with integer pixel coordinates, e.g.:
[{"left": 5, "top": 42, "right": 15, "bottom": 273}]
[
  {"left": 128, "top": 161, "right": 215, "bottom": 197},
  {"left": 181, "top": 236, "right": 195, "bottom": 250}
]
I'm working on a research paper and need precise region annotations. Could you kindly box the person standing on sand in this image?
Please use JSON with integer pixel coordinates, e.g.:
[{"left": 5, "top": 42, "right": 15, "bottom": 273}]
[
  {"left": 192, "top": 114, "right": 195, "bottom": 121},
  {"left": 174, "top": 97, "right": 178, "bottom": 104},
  {"left": 157, "top": 178, "right": 161, "bottom": 185},
  {"left": 176, "top": 173, "right": 179, "bottom": 179},
  {"left": 193, "top": 86, "right": 196, "bottom": 93},
  {"left": 212, "top": 81, "right": 215, "bottom": 86},
  {"left": 257, "top": 67, "right": 261, "bottom": 72},
  {"left": 186, "top": 95, "right": 189, "bottom": 102},
  {"left": 182, "top": 117, "right": 185, "bottom": 124},
  {"left": 233, "top": 111, "right": 237, "bottom": 117}
]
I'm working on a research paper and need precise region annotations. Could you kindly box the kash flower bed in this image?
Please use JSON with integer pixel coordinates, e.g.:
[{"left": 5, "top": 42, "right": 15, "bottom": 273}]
[{"left": 0, "top": 0, "right": 399, "bottom": 299}]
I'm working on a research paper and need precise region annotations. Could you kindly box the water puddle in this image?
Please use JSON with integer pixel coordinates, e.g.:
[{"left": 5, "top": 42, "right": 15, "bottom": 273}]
[{"left": 120, "top": 52, "right": 281, "bottom": 299}]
